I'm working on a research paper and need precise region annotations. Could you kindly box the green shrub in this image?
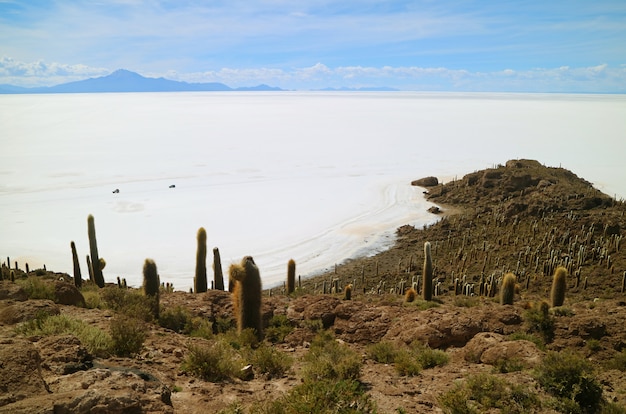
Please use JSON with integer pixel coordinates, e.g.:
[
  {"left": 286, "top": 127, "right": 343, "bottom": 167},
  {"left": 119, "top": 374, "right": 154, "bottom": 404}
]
[
  {"left": 524, "top": 302, "right": 555, "bottom": 343},
  {"left": 367, "top": 341, "right": 398, "bottom": 364},
  {"left": 100, "top": 287, "right": 154, "bottom": 322},
  {"left": 394, "top": 349, "right": 421, "bottom": 376},
  {"left": 509, "top": 332, "right": 546, "bottom": 351},
  {"left": 110, "top": 315, "right": 147, "bottom": 357},
  {"left": 607, "top": 349, "right": 626, "bottom": 371},
  {"left": 493, "top": 358, "right": 524, "bottom": 373},
  {"left": 301, "top": 330, "right": 362, "bottom": 382},
  {"left": 183, "top": 338, "right": 244, "bottom": 382},
  {"left": 264, "top": 314, "right": 294, "bottom": 343},
  {"left": 412, "top": 342, "right": 449, "bottom": 369},
  {"left": 16, "top": 276, "right": 55, "bottom": 300},
  {"left": 534, "top": 351, "right": 603, "bottom": 414},
  {"left": 302, "top": 318, "right": 324, "bottom": 333},
  {"left": 187, "top": 317, "right": 214, "bottom": 340},
  {"left": 439, "top": 373, "right": 540, "bottom": 414},
  {"left": 250, "top": 344, "right": 292, "bottom": 379},
  {"left": 16, "top": 313, "right": 112, "bottom": 357},
  {"left": 252, "top": 379, "right": 376, "bottom": 414},
  {"left": 159, "top": 306, "right": 192, "bottom": 333},
  {"left": 453, "top": 296, "right": 480, "bottom": 308}
]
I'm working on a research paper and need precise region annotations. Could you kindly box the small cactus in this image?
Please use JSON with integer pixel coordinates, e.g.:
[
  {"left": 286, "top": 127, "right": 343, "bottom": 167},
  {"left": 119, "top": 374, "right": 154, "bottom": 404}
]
[
  {"left": 87, "top": 214, "right": 105, "bottom": 288},
  {"left": 229, "top": 256, "right": 263, "bottom": 338},
  {"left": 142, "top": 259, "right": 160, "bottom": 319},
  {"left": 213, "top": 247, "right": 224, "bottom": 291},
  {"left": 344, "top": 284, "right": 352, "bottom": 300},
  {"left": 287, "top": 259, "right": 296, "bottom": 295},
  {"left": 405, "top": 287, "right": 417, "bottom": 303},
  {"left": 550, "top": 266, "right": 567, "bottom": 307},
  {"left": 500, "top": 273, "right": 516, "bottom": 305},
  {"left": 194, "top": 228, "right": 208, "bottom": 293},
  {"left": 71, "top": 241, "right": 82, "bottom": 288},
  {"left": 423, "top": 241, "right": 433, "bottom": 301}
]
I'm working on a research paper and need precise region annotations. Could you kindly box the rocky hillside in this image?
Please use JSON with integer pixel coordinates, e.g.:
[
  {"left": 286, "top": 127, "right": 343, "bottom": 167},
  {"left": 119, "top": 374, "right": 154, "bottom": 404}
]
[{"left": 1, "top": 159, "right": 625, "bottom": 413}]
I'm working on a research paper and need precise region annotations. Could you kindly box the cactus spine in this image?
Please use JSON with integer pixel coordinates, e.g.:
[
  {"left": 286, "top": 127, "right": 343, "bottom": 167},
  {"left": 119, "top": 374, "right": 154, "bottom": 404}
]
[
  {"left": 213, "top": 247, "right": 224, "bottom": 291},
  {"left": 423, "top": 241, "right": 433, "bottom": 301},
  {"left": 87, "top": 214, "right": 105, "bottom": 288},
  {"left": 550, "top": 266, "right": 567, "bottom": 307},
  {"left": 500, "top": 273, "right": 516, "bottom": 305},
  {"left": 70, "top": 241, "right": 82, "bottom": 288},
  {"left": 194, "top": 227, "right": 208, "bottom": 293},
  {"left": 229, "top": 256, "right": 262, "bottom": 338},
  {"left": 142, "top": 258, "right": 160, "bottom": 319},
  {"left": 287, "top": 259, "right": 296, "bottom": 294}
]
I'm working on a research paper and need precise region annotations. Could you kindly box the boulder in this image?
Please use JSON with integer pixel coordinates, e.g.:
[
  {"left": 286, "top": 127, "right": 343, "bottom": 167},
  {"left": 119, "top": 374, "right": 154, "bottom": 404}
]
[
  {"left": 54, "top": 281, "right": 86, "bottom": 306},
  {"left": 463, "top": 332, "right": 543, "bottom": 368},
  {"left": 0, "top": 300, "right": 60, "bottom": 325},
  {"left": 0, "top": 338, "right": 49, "bottom": 407},
  {"left": 35, "top": 335, "right": 92, "bottom": 375}
]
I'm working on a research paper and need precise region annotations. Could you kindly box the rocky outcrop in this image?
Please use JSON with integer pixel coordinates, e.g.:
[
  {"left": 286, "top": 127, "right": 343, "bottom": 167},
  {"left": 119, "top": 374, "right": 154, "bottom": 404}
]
[
  {"left": 0, "top": 367, "right": 173, "bottom": 414},
  {"left": 0, "top": 338, "right": 49, "bottom": 407},
  {"left": 411, "top": 176, "right": 439, "bottom": 187},
  {"left": 0, "top": 300, "right": 60, "bottom": 325},
  {"left": 0, "top": 282, "right": 27, "bottom": 301},
  {"left": 35, "top": 335, "right": 92, "bottom": 375}
]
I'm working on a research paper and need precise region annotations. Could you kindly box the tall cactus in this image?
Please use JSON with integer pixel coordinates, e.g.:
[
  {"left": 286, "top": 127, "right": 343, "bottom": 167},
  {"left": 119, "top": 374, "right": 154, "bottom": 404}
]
[
  {"left": 70, "top": 241, "right": 82, "bottom": 288},
  {"left": 194, "top": 227, "right": 207, "bottom": 293},
  {"left": 213, "top": 247, "right": 224, "bottom": 291},
  {"left": 87, "top": 214, "right": 105, "bottom": 288},
  {"left": 229, "top": 256, "right": 262, "bottom": 338},
  {"left": 423, "top": 241, "right": 433, "bottom": 301},
  {"left": 500, "top": 273, "right": 516, "bottom": 305},
  {"left": 86, "top": 255, "right": 94, "bottom": 283},
  {"left": 287, "top": 259, "right": 296, "bottom": 295},
  {"left": 550, "top": 266, "right": 567, "bottom": 307},
  {"left": 143, "top": 258, "right": 160, "bottom": 319}
]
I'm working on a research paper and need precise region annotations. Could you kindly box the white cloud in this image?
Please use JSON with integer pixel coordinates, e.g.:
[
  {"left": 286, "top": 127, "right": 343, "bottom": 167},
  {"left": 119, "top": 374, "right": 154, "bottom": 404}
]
[
  {"left": 0, "top": 56, "right": 110, "bottom": 86},
  {"left": 1, "top": 57, "right": 625, "bottom": 92}
]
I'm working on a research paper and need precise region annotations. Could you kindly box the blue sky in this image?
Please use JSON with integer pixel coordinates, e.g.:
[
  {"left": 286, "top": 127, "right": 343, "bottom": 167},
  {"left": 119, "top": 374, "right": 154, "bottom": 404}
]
[{"left": 1, "top": 0, "right": 625, "bottom": 91}]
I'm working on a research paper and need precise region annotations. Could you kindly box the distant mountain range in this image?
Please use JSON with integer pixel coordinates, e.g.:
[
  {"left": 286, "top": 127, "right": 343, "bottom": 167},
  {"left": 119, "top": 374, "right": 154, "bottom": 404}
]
[{"left": 0, "top": 69, "right": 284, "bottom": 94}]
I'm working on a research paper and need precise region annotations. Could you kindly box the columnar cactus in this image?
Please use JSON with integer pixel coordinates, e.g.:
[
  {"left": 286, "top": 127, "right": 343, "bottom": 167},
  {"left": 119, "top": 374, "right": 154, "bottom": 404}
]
[
  {"left": 550, "top": 266, "right": 567, "bottom": 307},
  {"left": 287, "top": 259, "right": 296, "bottom": 294},
  {"left": 229, "top": 256, "right": 262, "bottom": 338},
  {"left": 87, "top": 214, "right": 105, "bottom": 288},
  {"left": 86, "top": 255, "right": 94, "bottom": 283},
  {"left": 194, "top": 228, "right": 208, "bottom": 293},
  {"left": 423, "top": 241, "right": 433, "bottom": 301},
  {"left": 213, "top": 247, "right": 224, "bottom": 291},
  {"left": 500, "top": 273, "right": 516, "bottom": 305},
  {"left": 71, "top": 241, "right": 82, "bottom": 288},
  {"left": 143, "top": 258, "right": 160, "bottom": 319}
]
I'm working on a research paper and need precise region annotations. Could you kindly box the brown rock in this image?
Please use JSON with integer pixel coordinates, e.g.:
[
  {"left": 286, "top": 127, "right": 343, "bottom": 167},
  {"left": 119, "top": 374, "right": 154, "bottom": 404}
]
[
  {"left": 411, "top": 176, "right": 439, "bottom": 187},
  {"left": 35, "top": 335, "right": 92, "bottom": 375},
  {"left": 333, "top": 302, "right": 396, "bottom": 344},
  {"left": 54, "top": 281, "right": 86, "bottom": 306},
  {"left": 0, "top": 300, "right": 60, "bottom": 325},
  {"left": 287, "top": 295, "right": 341, "bottom": 328},
  {"left": 0, "top": 338, "right": 49, "bottom": 407},
  {"left": 464, "top": 332, "right": 543, "bottom": 368},
  {"left": 0, "top": 281, "right": 28, "bottom": 301}
]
